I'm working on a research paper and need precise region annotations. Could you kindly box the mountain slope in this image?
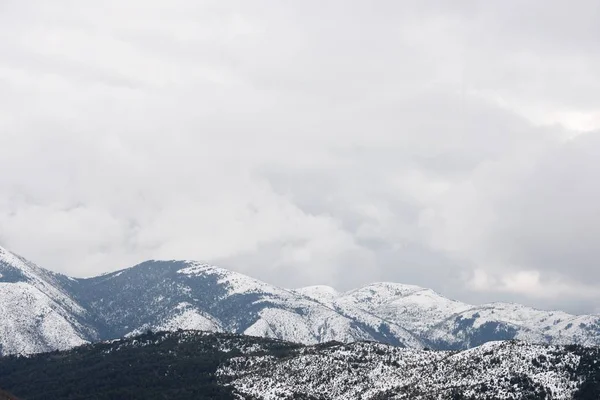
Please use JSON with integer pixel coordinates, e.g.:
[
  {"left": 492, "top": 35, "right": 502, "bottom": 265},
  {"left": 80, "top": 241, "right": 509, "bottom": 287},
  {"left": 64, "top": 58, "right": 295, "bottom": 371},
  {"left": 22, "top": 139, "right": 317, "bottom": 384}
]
[
  {"left": 300, "top": 281, "right": 600, "bottom": 350},
  {"left": 0, "top": 330, "right": 300, "bottom": 400},
  {"left": 2, "top": 245, "right": 600, "bottom": 356},
  {"left": 71, "top": 260, "right": 422, "bottom": 348},
  {"left": 0, "top": 246, "right": 96, "bottom": 355},
  {"left": 221, "top": 339, "right": 600, "bottom": 399},
  {"left": 320, "top": 282, "right": 472, "bottom": 336},
  {"left": 426, "top": 302, "right": 600, "bottom": 349},
  {"left": 1, "top": 330, "right": 599, "bottom": 400}
]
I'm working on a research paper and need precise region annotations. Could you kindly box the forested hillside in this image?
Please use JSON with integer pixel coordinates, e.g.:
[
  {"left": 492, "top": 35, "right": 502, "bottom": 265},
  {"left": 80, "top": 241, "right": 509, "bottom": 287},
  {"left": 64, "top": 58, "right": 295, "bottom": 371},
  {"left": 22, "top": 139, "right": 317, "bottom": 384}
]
[
  {"left": 0, "top": 330, "right": 298, "bottom": 400},
  {"left": 1, "top": 330, "right": 600, "bottom": 399}
]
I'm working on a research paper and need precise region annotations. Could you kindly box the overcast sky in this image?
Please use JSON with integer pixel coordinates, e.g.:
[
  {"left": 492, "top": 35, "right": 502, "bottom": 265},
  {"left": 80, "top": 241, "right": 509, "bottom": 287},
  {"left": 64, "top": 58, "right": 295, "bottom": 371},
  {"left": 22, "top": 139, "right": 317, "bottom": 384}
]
[{"left": 1, "top": 1, "right": 599, "bottom": 313}]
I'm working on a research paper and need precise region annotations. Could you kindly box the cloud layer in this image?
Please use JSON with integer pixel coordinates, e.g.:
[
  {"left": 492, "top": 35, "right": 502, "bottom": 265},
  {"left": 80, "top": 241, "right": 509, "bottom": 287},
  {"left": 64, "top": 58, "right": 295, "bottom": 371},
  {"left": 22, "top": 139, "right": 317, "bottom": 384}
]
[{"left": 1, "top": 0, "right": 599, "bottom": 312}]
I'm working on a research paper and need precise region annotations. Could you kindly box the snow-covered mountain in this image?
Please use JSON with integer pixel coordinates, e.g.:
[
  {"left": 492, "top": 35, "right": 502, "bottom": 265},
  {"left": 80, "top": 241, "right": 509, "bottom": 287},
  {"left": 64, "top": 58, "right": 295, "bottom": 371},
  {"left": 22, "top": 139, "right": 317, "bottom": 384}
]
[
  {"left": 72, "top": 260, "right": 422, "bottom": 348},
  {"left": 426, "top": 302, "right": 600, "bottom": 349},
  {"left": 320, "top": 282, "right": 472, "bottom": 336},
  {"left": 1, "top": 245, "right": 600, "bottom": 356},
  {"left": 301, "top": 281, "right": 600, "bottom": 350},
  {"left": 0, "top": 246, "right": 97, "bottom": 355}
]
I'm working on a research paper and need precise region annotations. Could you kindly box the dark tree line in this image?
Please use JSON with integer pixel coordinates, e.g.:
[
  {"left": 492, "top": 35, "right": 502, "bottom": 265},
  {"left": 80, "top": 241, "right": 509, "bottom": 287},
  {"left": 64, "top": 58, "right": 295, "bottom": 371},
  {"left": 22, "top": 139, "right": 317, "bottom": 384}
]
[{"left": 0, "top": 330, "right": 297, "bottom": 400}]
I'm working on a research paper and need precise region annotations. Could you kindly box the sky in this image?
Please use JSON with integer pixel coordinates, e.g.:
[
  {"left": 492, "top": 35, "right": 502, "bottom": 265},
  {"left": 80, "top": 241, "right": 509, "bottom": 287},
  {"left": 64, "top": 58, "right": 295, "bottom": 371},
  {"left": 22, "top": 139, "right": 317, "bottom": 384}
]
[{"left": 1, "top": 0, "right": 599, "bottom": 313}]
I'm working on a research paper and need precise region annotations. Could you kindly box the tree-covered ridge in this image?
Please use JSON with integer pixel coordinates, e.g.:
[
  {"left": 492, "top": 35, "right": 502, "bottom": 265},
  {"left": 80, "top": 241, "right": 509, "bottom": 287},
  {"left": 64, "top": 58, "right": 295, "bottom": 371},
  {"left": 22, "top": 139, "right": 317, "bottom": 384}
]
[
  {"left": 0, "top": 330, "right": 599, "bottom": 400},
  {"left": 221, "top": 340, "right": 600, "bottom": 399},
  {"left": 0, "top": 330, "right": 299, "bottom": 400}
]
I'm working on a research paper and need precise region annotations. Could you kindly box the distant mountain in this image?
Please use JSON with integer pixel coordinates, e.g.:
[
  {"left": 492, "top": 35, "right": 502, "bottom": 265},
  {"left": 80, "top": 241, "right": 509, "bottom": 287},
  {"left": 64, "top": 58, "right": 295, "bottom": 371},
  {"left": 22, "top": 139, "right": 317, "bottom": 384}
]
[
  {"left": 300, "top": 282, "right": 472, "bottom": 344},
  {"left": 1, "top": 245, "right": 600, "bottom": 356},
  {"left": 426, "top": 302, "right": 600, "bottom": 350},
  {"left": 0, "top": 247, "right": 422, "bottom": 355},
  {"left": 0, "top": 247, "right": 96, "bottom": 355},
  {"left": 1, "top": 330, "right": 599, "bottom": 400},
  {"left": 71, "top": 260, "right": 422, "bottom": 348},
  {"left": 300, "top": 280, "right": 600, "bottom": 350}
]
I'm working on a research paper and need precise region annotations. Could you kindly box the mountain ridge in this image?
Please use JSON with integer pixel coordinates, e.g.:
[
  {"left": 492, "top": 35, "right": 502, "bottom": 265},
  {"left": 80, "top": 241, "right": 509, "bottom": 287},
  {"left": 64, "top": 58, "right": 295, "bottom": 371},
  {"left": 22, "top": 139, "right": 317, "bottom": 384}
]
[
  {"left": 1, "top": 245, "right": 600, "bottom": 356},
  {"left": 2, "top": 330, "right": 600, "bottom": 399},
  {"left": 0, "top": 246, "right": 97, "bottom": 355}
]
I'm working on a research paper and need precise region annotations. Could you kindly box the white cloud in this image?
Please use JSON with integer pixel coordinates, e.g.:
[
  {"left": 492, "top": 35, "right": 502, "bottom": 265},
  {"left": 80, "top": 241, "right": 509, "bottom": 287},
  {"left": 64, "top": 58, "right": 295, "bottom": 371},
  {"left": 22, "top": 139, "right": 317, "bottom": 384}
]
[{"left": 1, "top": 0, "right": 600, "bottom": 312}]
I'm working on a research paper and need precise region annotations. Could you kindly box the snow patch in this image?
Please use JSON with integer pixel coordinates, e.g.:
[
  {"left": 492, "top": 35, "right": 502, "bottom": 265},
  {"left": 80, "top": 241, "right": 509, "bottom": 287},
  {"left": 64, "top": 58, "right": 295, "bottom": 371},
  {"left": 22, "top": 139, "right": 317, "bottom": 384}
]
[{"left": 178, "top": 262, "right": 284, "bottom": 297}]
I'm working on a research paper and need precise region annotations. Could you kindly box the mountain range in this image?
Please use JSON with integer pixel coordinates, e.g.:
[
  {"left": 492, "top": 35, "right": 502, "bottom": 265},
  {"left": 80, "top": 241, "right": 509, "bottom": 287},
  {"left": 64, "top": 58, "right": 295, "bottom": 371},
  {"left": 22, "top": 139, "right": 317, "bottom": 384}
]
[{"left": 1, "top": 245, "right": 600, "bottom": 356}]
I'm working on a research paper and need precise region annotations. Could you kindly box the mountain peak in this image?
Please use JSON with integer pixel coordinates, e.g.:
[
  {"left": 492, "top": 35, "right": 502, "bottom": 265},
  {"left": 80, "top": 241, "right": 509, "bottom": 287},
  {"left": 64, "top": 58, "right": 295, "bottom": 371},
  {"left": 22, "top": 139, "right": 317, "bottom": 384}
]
[
  {"left": 344, "top": 281, "right": 426, "bottom": 304},
  {"left": 176, "top": 261, "right": 288, "bottom": 298},
  {"left": 0, "top": 246, "right": 40, "bottom": 282},
  {"left": 294, "top": 285, "right": 340, "bottom": 308},
  {"left": 296, "top": 284, "right": 339, "bottom": 298},
  {"left": 0, "top": 245, "right": 93, "bottom": 356},
  {"left": 0, "top": 245, "right": 19, "bottom": 265}
]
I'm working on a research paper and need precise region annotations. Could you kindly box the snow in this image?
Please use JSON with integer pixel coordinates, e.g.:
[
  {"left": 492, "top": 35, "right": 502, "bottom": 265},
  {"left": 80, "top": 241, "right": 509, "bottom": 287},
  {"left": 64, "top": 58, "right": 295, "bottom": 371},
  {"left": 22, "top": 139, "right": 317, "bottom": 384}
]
[
  {"left": 178, "top": 262, "right": 285, "bottom": 298},
  {"left": 128, "top": 302, "right": 223, "bottom": 336},
  {"left": 220, "top": 340, "right": 583, "bottom": 399},
  {"left": 295, "top": 285, "right": 339, "bottom": 307},
  {"left": 156, "top": 302, "right": 222, "bottom": 331},
  {"left": 339, "top": 283, "right": 471, "bottom": 335},
  {"left": 0, "top": 246, "right": 91, "bottom": 355},
  {"left": 2, "top": 244, "right": 600, "bottom": 357},
  {"left": 244, "top": 309, "right": 316, "bottom": 343},
  {"left": 0, "top": 246, "right": 88, "bottom": 316},
  {"left": 430, "top": 302, "right": 600, "bottom": 348},
  {"left": 0, "top": 282, "right": 87, "bottom": 355},
  {"left": 177, "top": 264, "right": 424, "bottom": 347}
]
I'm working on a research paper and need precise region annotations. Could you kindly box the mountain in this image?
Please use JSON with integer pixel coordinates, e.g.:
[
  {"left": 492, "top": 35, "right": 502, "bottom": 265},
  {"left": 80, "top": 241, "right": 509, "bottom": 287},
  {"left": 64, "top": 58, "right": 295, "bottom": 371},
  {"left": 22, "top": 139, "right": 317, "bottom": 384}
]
[
  {"left": 1, "top": 330, "right": 599, "bottom": 399},
  {"left": 0, "top": 247, "right": 96, "bottom": 355},
  {"left": 304, "top": 282, "right": 471, "bottom": 338},
  {"left": 426, "top": 302, "right": 600, "bottom": 350},
  {"left": 0, "top": 247, "right": 422, "bottom": 355},
  {"left": 1, "top": 245, "right": 600, "bottom": 356},
  {"left": 301, "top": 281, "right": 600, "bottom": 350},
  {"left": 71, "top": 260, "right": 422, "bottom": 348}
]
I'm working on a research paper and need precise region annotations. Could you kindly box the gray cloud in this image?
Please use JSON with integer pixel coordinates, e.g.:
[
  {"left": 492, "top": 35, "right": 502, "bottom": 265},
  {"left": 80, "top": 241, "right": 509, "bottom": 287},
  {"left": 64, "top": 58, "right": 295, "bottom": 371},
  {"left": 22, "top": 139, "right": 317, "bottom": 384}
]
[
  {"left": 1, "top": 0, "right": 599, "bottom": 313},
  {"left": 489, "top": 133, "right": 600, "bottom": 282}
]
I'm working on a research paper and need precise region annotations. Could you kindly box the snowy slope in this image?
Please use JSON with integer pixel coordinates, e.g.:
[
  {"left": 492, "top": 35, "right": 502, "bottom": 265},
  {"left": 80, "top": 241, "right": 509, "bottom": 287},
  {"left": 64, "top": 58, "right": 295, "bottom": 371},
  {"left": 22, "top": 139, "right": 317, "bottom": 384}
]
[
  {"left": 2, "top": 244, "right": 600, "bottom": 356},
  {"left": 220, "top": 340, "right": 590, "bottom": 399},
  {"left": 427, "top": 302, "right": 600, "bottom": 349},
  {"left": 178, "top": 264, "right": 421, "bottom": 347},
  {"left": 0, "top": 246, "right": 95, "bottom": 355},
  {"left": 295, "top": 285, "right": 340, "bottom": 307},
  {"left": 299, "top": 281, "right": 600, "bottom": 350},
  {"left": 295, "top": 284, "right": 424, "bottom": 348},
  {"left": 75, "top": 260, "right": 422, "bottom": 348},
  {"left": 336, "top": 282, "right": 471, "bottom": 334}
]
